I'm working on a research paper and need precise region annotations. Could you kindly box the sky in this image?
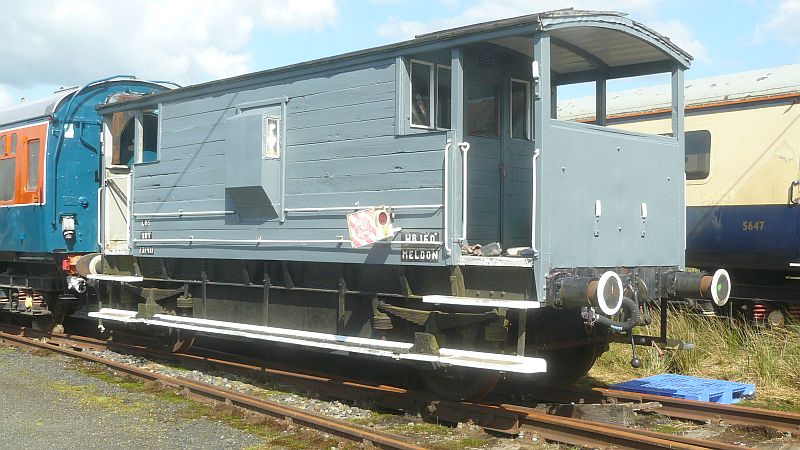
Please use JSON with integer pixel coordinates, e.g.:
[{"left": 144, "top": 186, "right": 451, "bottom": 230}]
[{"left": 0, "top": 0, "right": 799, "bottom": 108}]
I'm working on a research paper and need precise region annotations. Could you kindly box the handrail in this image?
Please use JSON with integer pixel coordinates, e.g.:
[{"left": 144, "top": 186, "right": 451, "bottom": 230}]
[
  {"left": 132, "top": 210, "right": 236, "bottom": 218},
  {"left": 133, "top": 238, "right": 443, "bottom": 247},
  {"left": 531, "top": 148, "right": 540, "bottom": 257},
  {"left": 443, "top": 139, "right": 453, "bottom": 256},
  {"left": 459, "top": 142, "right": 471, "bottom": 241},
  {"left": 284, "top": 204, "right": 442, "bottom": 213}
]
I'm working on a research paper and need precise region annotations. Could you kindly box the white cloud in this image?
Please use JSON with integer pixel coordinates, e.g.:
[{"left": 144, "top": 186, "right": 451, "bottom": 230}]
[
  {"left": 0, "top": 86, "right": 13, "bottom": 109},
  {"left": 0, "top": 0, "right": 339, "bottom": 89},
  {"left": 377, "top": 0, "right": 660, "bottom": 41},
  {"left": 755, "top": 0, "right": 800, "bottom": 45},
  {"left": 650, "top": 20, "right": 709, "bottom": 64}
]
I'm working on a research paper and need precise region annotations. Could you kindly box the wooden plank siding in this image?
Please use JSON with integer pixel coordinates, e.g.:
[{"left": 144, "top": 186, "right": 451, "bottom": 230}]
[{"left": 130, "top": 58, "right": 450, "bottom": 265}]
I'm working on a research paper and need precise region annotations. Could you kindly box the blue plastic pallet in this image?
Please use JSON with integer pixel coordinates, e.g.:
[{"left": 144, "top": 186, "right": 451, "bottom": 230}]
[{"left": 611, "top": 374, "right": 755, "bottom": 404}]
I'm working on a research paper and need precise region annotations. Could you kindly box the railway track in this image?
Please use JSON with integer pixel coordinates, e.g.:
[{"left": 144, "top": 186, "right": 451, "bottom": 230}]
[{"left": 0, "top": 324, "right": 797, "bottom": 449}]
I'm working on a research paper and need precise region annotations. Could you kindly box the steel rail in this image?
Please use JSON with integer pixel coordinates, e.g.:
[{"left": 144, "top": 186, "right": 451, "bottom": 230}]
[
  {"left": 525, "top": 383, "right": 800, "bottom": 435},
  {"left": 0, "top": 329, "right": 423, "bottom": 450},
  {"left": 2, "top": 324, "right": 796, "bottom": 448}
]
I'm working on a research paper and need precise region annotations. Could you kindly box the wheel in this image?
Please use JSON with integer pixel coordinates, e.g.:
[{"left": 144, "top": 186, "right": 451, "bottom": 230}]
[
  {"left": 533, "top": 344, "right": 600, "bottom": 384},
  {"left": 421, "top": 367, "right": 500, "bottom": 401},
  {"left": 32, "top": 314, "right": 63, "bottom": 333},
  {"left": 159, "top": 329, "right": 195, "bottom": 353}
]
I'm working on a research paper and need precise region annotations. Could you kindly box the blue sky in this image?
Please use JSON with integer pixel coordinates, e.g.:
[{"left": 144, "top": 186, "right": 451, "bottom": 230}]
[{"left": 1, "top": 0, "right": 799, "bottom": 107}]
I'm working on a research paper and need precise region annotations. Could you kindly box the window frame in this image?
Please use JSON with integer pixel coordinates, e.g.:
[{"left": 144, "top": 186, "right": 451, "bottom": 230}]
[
  {"left": 510, "top": 78, "right": 532, "bottom": 141},
  {"left": 409, "top": 59, "right": 436, "bottom": 129},
  {"left": 684, "top": 129, "right": 712, "bottom": 183},
  {"left": 25, "top": 138, "right": 40, "bottom": 192}
]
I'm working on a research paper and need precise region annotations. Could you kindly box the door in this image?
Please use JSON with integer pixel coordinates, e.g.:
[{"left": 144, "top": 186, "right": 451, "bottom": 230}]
[
  {"left": 465, "top": 76, "right": 502, "bottom": 245},
  {"left": 101, "top": 113, "right": 134, "bottom": 255},
  {"left": 502, "top": 78, "right": 535, "bottom": 249}
]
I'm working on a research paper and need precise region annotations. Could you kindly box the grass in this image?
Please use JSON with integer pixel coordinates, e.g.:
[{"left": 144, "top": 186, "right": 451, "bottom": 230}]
[
  {"left": 589, "top": 309, "right": 800, "bottom": 412},
  {"left": 74, "top": 361, "right": 354, "bottom": 449}
]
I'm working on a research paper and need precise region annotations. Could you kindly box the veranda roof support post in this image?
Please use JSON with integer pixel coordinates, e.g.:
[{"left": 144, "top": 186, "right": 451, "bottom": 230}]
[
  {"left": 595, "top": 77, "right": 607, "bottom": 126},
  {"left": 450, "top": 47, "right": 465, "bottom": 252},
  {"left": 532, "top": 31, "right": 552, "bottom": 304}
]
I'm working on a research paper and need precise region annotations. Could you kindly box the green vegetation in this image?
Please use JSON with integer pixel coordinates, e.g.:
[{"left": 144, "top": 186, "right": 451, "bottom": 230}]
[
  {"left": 590, "top": 310, "right": 800, "bottom": 412},
  {"left": 76, "top": 361, "right": 351, "bottom": 449}
]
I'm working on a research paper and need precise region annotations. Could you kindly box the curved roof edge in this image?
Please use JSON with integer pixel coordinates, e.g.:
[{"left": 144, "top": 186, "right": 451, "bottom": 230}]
[
  {"left": 100, "top": 10, "right": 692, "bottom": 114},
  {"left": 0, "top": 88, "right": 78, "bottom": 129},
  {"left": 0, "top": 78, "right": 172, "bottom": 129},
  {"left": 538, "top": 10, "right": 692, "bottom": 69}
]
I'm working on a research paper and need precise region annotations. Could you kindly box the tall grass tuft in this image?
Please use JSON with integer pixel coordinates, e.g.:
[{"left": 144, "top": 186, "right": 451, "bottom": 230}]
[{"left": 588, "top": 309, "right": 800, "bottom": 411}]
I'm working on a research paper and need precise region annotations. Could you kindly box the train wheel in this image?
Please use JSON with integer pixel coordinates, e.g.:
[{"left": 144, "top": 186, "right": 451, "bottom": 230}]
[
  {"left": 159, "top": 329, "right": 195, "bottom": 353},
  {"left": 421, "top": 367, "right": 500, "bottom": 401},
  {"left": 534, "top": 344, "right": 600, "bottom": 384},
  {"left": 32, "top": 314, "right": 64, "bottom": 333}
]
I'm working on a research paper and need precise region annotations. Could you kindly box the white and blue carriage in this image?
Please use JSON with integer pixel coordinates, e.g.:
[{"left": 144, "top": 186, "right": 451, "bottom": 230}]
[{"left": 77, "top": 11, "right": 727, "bottom": 399}]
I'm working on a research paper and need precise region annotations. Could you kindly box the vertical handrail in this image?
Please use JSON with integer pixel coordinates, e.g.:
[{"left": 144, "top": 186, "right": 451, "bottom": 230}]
[
  {"left": 443, "top": 140, "right": 453, "bottom": 256},
  {"left": 531, "top": 148, "right": 540, "bottom": 257},
  {"left": 459, "top": 142, "right": 471, "bottom": 241}
]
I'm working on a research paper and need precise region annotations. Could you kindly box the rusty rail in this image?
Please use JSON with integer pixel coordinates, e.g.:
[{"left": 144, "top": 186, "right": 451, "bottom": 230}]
[
  {"left": 0, "top": 328, "right": 423, "bottom": 450},
  {"left": 1, "top": 324, "right": 797, "bottom": 449}
]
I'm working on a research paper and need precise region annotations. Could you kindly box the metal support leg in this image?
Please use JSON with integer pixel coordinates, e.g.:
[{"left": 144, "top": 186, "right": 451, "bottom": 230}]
[
  {"left": 337, "top": 277, "right": 346, "bottom": 334},
  {"left": 262, "top": 274, "right": 271, "bottom": 327},
  {"left": 516, "top": 309, "right": 527, "bottom": 355},
  {"left": 660, "top": 297, "right": 668, "bottom": 344},
  {"left": 200, "top": 270, "right": 208, "bottom": 319}
]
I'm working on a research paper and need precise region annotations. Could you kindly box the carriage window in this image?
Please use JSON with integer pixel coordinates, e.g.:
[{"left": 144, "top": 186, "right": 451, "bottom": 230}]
[
  {"left": 685, "top": 130, "right": 711, "bottom": 180},
  {"left": 26, "top": 139, "right": 40, "bottom": 191},
  {"left": 436, "top": 66, "right": 451, "bottom": 129},
  {"left": 511, "top": 79, "right": 531, "bottom": 140},
  {"left": 9, "top": 133, "right": 17, "bottom": 155},
  {"left": 0, "top": 136, "right": 6, "bottom": 155},
  {"left": 0, "top": 158, "right": 15, "bottom": 201},
  {"left": 141, "top": 112, "right": 159, "bottom": 163},
  {"left": 410, "top": 61, "right": 433, "bottom": 128},
  {"left": 467, "top": 80, "right": 498, "bottom": 137}
]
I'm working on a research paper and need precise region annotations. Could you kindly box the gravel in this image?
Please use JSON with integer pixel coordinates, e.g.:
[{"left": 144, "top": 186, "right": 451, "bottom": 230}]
[{"left": 0, "top": 347, "right": 263, "bottom": 449}]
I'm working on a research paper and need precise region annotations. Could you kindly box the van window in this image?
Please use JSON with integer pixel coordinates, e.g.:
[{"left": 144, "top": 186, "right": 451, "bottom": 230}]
[
  {"left": 436, "top": 66, "right": 451, "bottom": 129},
  {"left": 9, "top": 134, "right": 17, "bottom": 155},
  {"left": 0, "top": 158, "right": 15, "bottom": 201},
  {"left": 0, "top": 136, "right": 6, "bottom": 155},
  {"left": 511, "top": 79, "right": 531, "bottom": 140},
  {"left": 410, "top": 61, "right": 433, "bottom": 128},
  {"left": 467, "top": 80, "right": 499, "bottom": 137},
  {"left": 26, "top": 139, "right": 40, "bottom": 191},
  {"left": 685, "top": 130, "right": 711, "bottom": 180}
]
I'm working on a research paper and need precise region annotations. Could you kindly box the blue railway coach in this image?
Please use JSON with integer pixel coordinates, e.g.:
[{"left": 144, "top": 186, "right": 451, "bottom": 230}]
[{"left": 0, "top": 78, "right": 170, "bottom": 328}]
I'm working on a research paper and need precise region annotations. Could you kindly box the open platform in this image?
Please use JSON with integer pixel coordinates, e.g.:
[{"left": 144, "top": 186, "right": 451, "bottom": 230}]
[{"left": 611, "top": 374, "right": 756, "bottom": 404}]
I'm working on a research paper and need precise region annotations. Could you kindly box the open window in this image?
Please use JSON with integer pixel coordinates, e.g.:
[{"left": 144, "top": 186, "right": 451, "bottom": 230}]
[
  {"left": 409, "top": 59, "right": 452, "bottom": 130},
  {"left": 111, "top": 109, "right": 159, "bottom": 166},
  {"left": 510, "top": 79, "right": 531, "bottom": 140}
]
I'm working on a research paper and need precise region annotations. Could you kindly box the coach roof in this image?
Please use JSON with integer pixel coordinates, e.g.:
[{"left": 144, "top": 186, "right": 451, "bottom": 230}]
[
  {"left": 98, "top": 9, "right": 692, "bottom": 114},
  {"left": 0, "top": 88, "right": 78, "bottom": 129}
]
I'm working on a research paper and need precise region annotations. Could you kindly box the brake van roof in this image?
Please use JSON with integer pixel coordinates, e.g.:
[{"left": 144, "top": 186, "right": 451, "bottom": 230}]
[{"left": 99, "top": 9, "right": 692, "bottom": 113}]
